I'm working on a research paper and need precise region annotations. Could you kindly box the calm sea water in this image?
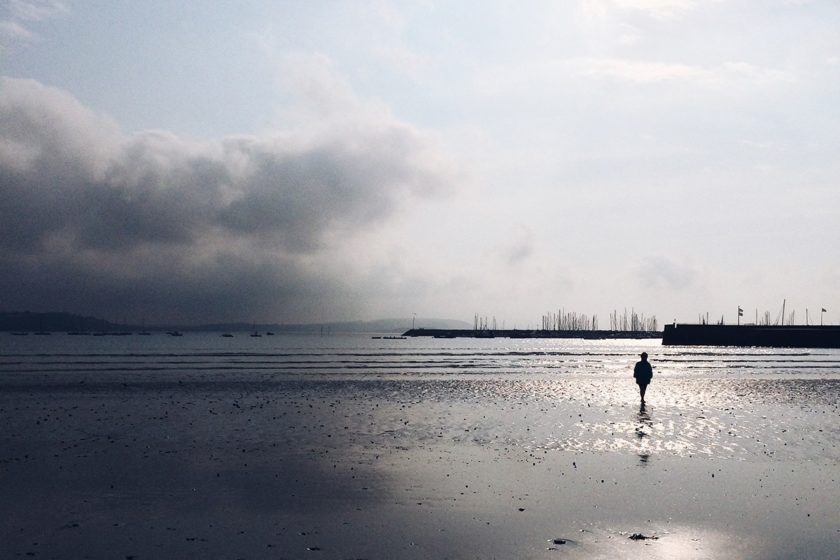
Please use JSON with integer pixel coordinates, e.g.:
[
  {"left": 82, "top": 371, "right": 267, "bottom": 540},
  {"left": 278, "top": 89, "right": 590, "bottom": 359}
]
[{"left": 2, "top": 331, "right": 840, "bottom": 379}]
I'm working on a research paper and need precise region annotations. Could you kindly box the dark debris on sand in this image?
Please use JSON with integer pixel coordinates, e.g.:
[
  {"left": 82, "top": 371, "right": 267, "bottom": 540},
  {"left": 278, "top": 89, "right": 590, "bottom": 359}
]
[{"left": 628, "top": 532, "right": 659, "bottom": 540}]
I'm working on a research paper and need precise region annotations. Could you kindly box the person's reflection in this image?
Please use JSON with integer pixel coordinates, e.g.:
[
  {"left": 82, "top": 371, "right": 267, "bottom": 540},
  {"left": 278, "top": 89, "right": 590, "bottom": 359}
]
[{"left": 635, "top": 403, "right": 653, "bottom": 465}]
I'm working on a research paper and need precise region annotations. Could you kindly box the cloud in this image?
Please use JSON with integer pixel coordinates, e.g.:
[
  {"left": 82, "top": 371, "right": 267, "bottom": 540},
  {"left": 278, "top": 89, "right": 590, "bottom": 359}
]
[
  {"left": 576, "top": 58, "right": 795, "bottom": 87},
  {"left": 499, "top": 225, "right": 534, "bottom": 266},
  {"left": 0, "top": 75, "right": 455, "bottom": 323},
  {"left": 582, "top": 0, "right": 708, "bottom": 20},
  {"left": 0, "top": 19, "right": 33, "bottom": 40},
  {"left": 636, "top": 256, "right": 697, "bottom": 291},
  {"left": 1, "top": 0, "right": 67, "bottom": 43},
  {"left": 471, "top": 56, "right": 793, "bottom": 103},
  {"left": 373, "top": 46, "right": 432, "bottom": 83},
  {"left": 8, "top": 0, "right": 67, "bottom": 21}
]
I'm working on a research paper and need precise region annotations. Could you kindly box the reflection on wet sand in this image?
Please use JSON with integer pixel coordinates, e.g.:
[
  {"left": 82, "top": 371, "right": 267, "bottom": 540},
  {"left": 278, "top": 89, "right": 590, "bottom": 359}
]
[{"left": 636, "top": 403, "right": 653, "bottom": 465}]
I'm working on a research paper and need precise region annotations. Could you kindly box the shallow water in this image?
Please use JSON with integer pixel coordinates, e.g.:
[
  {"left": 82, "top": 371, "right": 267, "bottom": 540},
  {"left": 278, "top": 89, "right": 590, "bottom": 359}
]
[
  {"left": 3, "top": 333, "right": 840, "bottom": 378},
  {"left": 1, "top": 333, "right": 839, "bottom": 559},
  {"left": 3, "top": 333, "right": 839, "bottom": 463}
]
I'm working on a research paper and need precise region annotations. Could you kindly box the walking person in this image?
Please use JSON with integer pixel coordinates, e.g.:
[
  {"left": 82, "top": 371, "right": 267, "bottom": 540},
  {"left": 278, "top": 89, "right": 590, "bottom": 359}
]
[{"left": 633, "top": 352, "right": 653, "bottom": 406}]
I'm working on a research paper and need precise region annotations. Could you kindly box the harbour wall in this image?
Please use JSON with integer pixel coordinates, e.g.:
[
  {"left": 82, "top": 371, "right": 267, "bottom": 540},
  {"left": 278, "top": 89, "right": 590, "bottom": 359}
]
[{"left": 662, "top": 324, "right": 840, "bottom": 348}]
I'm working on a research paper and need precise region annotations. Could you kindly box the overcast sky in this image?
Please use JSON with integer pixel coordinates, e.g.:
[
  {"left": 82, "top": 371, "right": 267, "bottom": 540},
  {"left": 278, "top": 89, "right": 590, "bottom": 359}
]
[{"left": 1, "top": 0, "right": 839, "bottom": 326}]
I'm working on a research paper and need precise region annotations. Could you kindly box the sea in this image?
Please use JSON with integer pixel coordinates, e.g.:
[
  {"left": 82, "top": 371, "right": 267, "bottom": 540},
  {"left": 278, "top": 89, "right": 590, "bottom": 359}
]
[
  {"left": 3, "top": 331, "right": 840, "bottom": 378},
  {"left": 2, "top": 331, "right": 839, "bottom": 462}
]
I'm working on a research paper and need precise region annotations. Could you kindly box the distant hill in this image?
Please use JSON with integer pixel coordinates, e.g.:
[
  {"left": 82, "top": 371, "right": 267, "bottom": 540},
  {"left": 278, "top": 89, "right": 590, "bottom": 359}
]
[
  {"left": 192, "top": 318, "right": 472, "bottom": 334},
  {"left": 0, "top": 312, "right": 470, "bottom": 334},
  {"left": 0, "top": 311, "right": 116, "bottom": 332}
]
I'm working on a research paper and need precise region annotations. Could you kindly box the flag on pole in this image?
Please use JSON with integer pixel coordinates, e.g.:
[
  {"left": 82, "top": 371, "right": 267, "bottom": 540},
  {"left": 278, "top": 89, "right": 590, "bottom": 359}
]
[
  {"left": 823, "top": 308, "right": 828, "bottom": 312},
  {"left": 738, "top": 306, "right": 743, "bottom": 316}
]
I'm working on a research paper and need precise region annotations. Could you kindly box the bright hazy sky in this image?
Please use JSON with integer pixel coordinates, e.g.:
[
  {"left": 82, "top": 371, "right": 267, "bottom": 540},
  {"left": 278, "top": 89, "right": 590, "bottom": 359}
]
[{"left": 1, "top": 0, "right": 839, "bottom": 326}]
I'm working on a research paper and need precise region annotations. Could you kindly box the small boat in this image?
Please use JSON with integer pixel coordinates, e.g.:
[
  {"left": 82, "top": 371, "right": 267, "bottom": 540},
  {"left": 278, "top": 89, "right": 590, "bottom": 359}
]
[
  {"left": 166, "top": 331, "right": 183, "bottom": 337},
  {"left": 221, "top": 333, "right": 234, "bottom": 338}
]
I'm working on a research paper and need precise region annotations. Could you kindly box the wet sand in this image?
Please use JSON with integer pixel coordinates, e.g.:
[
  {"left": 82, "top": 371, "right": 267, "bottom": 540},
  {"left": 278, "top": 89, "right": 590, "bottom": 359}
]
[{"left": 1, "top": 371, "right": 839, "bottom": 559}]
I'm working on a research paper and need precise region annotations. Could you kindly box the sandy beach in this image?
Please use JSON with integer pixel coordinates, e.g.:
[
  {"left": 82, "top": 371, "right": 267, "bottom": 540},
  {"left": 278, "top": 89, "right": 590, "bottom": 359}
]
[{"left": 1, "top": 337, "right": 839, "bottom": 559}]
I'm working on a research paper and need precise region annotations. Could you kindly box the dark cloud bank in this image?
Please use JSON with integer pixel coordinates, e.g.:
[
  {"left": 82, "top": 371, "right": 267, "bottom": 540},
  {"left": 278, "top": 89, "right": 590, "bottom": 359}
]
[{"left": 0, "top": 77, "right": 451, "bottom": 323}]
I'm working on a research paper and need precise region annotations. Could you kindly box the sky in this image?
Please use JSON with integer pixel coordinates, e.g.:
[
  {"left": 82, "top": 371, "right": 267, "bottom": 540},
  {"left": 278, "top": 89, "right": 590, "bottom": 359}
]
[{"left": 1, "top": 0, "right": 839, "bottom": 327}]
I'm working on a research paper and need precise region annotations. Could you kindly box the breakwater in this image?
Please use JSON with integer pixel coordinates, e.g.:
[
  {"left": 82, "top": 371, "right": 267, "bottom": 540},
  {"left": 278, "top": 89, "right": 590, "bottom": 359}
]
[
  {"left": 662, "top": 324, "right": 840, "bottom": 348},
  {"left": 403, "top": 328, "right": 661, "bottom": 339}
]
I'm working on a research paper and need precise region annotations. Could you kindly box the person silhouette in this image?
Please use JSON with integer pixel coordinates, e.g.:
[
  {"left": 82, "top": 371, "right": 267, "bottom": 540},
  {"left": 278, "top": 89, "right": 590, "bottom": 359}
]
[{"left": 633, "top": 352, "right": 653, "bottom": 405}]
